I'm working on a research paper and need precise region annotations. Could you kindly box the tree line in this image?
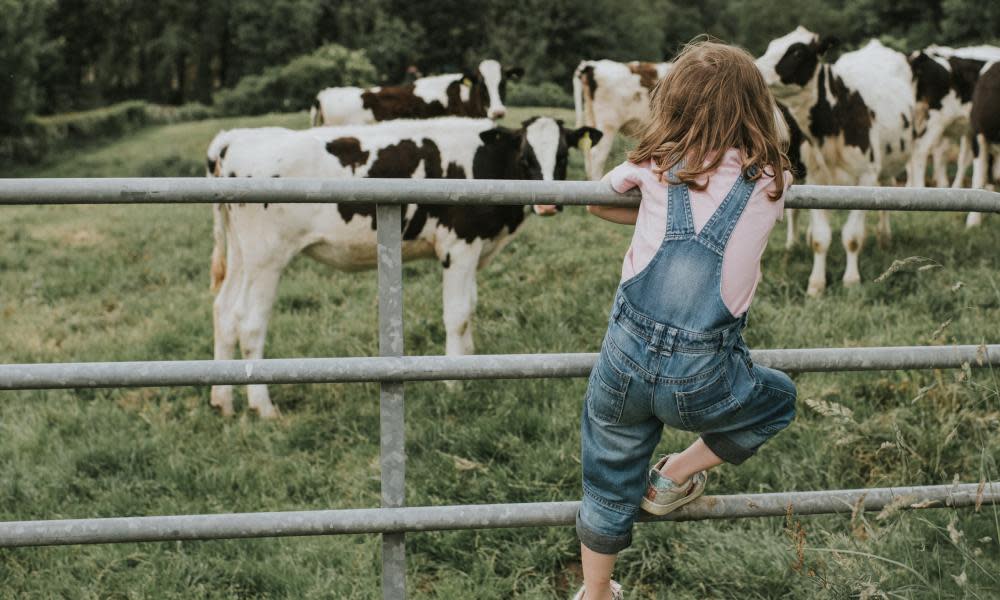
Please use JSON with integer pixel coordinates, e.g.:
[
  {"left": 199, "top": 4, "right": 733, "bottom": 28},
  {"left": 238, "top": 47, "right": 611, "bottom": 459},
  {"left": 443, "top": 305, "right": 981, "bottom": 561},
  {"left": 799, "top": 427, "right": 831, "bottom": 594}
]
[{"left": 3, "top": 0, "right": 999, "bottom": 132}]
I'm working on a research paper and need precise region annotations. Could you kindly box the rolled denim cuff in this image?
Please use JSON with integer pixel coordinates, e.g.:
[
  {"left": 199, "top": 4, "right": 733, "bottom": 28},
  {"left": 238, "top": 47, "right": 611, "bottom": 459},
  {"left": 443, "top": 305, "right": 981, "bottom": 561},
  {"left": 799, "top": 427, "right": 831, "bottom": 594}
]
[
  {"left": 576, "top": 509, "right": 632, "bottom": 554},
  {"left": 701, "top": 432, "right": 755, "bottom": 465}
]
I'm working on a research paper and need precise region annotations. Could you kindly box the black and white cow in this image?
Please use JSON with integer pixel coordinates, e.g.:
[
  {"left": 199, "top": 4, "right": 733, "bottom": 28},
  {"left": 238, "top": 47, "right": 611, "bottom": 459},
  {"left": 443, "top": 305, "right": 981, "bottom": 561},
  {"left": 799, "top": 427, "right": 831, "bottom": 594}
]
[
  {"left": 572, "top": 59, "right": 672, "bottom": 180},
  {"left": 907, "top": 45, "right": 1000, "bottom": 194},
  {"left": 311, "top": 60, "right": 524, "bottom": 126},
  {"left": 967, "top": 59, "right": 1000, "bottom": 227},
  {"left": 756, "top": 27, "right": 915, "bottom": 296},
  {"left": 206, "top": 117, "right": 600, "bottom": 417},
  {"left": 571, "top": 59, "right": 808, "bottom": 190}
]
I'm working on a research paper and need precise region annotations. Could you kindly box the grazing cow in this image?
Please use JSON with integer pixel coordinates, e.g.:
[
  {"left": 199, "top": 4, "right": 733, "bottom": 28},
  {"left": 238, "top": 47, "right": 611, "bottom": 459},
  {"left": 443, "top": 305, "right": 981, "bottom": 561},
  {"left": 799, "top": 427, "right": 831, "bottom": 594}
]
[
  {"left": 967, "top": 59, "right": 1000, "bottom": 227},
  {"left": 573, "top": 59, "right": 672, "bottom": 180},
  {"left": 756, "top": 27, "right": 915, "bottom": 296},
  {"left": 311, "top": 60, "right": 524, "bottom": 126},
  {"left": 206, "top": 117, "right": 600, "bottom": 417},
  {"left": 907, "top": 45, "right": 1000, "bottom": 191}
]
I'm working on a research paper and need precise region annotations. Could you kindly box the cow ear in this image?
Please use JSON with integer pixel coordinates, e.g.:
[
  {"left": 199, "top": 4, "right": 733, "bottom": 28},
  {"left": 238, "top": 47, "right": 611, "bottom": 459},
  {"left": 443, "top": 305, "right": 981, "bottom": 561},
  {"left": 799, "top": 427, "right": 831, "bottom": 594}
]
[
  {"left": 816, "top": 35, "right": 839, "bottom": 55},
  {"left": 479, "top": 127, "right": 517, "bottom": 146},
  {"left": 565, "top": 127, "right": 603, "bottom": 150},
  {"left": 461, "top": 70, "right": 477, "bottom": 87},
  {"left": 504, "top": 67, "right": 525, "bottom": 80}
]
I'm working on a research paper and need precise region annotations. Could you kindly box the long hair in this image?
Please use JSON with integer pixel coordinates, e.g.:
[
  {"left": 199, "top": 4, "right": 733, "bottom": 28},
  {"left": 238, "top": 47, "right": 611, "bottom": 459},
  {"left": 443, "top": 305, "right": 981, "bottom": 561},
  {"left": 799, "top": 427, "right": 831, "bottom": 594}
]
[{"left": 629, "top": 40, "right": 790, "bottom": 200}]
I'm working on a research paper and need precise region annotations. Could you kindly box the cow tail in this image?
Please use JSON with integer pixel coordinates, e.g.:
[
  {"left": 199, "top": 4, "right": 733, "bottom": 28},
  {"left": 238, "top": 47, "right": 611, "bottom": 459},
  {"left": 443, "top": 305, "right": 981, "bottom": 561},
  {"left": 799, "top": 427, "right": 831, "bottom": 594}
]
[
  {"left": 205, "top": 131, "right": 230, "bottom": 293},
  {"left": 210, "top": 202, "right": 228, "bottom": 293},
  {"left": 573, "top": 63, "right": 585, "bottom": 129},
  {"left": 575, "top": 63, "right": 598, "bottom": 179},
  {"left": 310, "top": 96, "right": 322, "bottom": 127}
]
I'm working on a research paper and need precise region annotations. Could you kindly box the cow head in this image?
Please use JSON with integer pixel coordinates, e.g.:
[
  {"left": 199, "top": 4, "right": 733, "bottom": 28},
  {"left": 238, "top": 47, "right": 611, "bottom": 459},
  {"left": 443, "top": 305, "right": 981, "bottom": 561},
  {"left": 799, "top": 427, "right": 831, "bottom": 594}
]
[
  {"left": 756, "top": 26, "right": 838, "bottom": 96},
  {"left": 478, "top": 117, "right": 602, "bottom": 215},
  {"left": 468, "top": 59, "right": 524, "bottom": 120}
]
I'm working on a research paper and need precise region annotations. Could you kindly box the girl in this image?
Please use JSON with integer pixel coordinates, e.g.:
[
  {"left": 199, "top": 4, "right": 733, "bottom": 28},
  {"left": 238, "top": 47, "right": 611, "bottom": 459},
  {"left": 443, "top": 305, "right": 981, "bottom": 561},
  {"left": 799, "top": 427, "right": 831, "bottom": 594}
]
[{"left": 574, "top": 41, "right": 797, "bottom": 600}]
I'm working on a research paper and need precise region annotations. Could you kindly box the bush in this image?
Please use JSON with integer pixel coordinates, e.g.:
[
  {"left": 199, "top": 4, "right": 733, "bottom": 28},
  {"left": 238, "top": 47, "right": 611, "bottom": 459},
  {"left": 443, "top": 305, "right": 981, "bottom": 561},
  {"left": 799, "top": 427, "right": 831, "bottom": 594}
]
[
  {"left": 32, "top": 100, "right": 150, "bottom": 140},
  {"left": 1, "top": 101, "right": 150, "bottom": 164},
  {"left": 506, "top": 81, "right": 574, "bottom": 109},
  {"left": 214, "top": 44, "right": 376, "bottom": 116},
  {"left": 0, "top": 101, "right": 220, "bottom": 166},
  {"left": 144, "top": 102, "right": 217, "bottom": 125}
]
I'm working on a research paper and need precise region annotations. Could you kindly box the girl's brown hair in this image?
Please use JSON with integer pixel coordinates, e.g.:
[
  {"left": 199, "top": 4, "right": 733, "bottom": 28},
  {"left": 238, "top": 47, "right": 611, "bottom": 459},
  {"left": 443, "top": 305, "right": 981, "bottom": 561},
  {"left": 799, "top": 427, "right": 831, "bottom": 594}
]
[{"left": 629, "top": 40, "right": 790, "bottom": 200}]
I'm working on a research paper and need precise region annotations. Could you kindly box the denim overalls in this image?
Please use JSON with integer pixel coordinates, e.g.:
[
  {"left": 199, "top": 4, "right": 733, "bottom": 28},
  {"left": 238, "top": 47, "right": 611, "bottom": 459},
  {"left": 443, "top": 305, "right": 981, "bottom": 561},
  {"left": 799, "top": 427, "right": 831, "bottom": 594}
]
[{"left": 577, "top": 166, "right": 797, "bottom": 554}]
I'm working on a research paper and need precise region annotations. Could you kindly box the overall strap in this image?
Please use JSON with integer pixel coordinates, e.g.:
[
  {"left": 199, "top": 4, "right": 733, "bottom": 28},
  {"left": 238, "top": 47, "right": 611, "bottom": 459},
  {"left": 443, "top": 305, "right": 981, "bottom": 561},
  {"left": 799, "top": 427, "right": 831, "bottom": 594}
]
[
  {"left": 697, "top": 166, "right": 759, "bottom": 254},
  {"left": 665, "top": 163, "right": 695, "bottom": 238}
]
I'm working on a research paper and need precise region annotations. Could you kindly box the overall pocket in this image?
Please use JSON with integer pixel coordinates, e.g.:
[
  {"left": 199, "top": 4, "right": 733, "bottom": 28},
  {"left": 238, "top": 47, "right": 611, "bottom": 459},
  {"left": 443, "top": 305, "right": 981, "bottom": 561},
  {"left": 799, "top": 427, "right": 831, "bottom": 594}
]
[
  {"left": 586, "top": 347, "right": 631, "bottom": 425},
  {"left": 674, "top": 364, "right": 739, "bottom": 431}
]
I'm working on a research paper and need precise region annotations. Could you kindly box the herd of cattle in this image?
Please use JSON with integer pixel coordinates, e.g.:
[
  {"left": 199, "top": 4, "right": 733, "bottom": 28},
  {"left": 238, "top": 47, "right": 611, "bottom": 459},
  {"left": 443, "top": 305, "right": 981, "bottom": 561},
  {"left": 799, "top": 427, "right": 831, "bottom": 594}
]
[{"left": 205, "top": 28, "right": 1000, "bottom": 417}]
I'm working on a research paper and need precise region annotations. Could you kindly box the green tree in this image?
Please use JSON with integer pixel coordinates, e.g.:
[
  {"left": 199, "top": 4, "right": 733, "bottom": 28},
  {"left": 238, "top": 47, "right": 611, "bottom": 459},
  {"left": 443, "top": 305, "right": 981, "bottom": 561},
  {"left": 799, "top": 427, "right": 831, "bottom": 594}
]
[
  {"left": 941, "top": 0, "right": 1000, "bottom": 45},
  {"left": 317, "top": 0, "right": 425, "bottom": 82},
  {"left": 228, "top": 0, "right": 323, "bottom": 78},
  {"left": 0, "top": 0, "right": 53, "bottom": 131}
]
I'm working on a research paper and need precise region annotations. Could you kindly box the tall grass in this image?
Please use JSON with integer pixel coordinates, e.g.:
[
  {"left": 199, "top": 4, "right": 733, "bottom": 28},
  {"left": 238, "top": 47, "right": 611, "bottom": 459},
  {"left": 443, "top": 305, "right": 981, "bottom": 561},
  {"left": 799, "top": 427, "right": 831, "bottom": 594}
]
[{"left": 0, "top": 107, "right": 997, "bottom": 598}]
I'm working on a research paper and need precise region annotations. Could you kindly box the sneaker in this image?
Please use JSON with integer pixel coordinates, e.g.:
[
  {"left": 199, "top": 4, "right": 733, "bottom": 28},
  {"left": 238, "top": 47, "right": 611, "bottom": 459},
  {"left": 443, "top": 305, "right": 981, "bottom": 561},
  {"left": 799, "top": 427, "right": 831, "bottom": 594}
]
[
  {"left": 571, "top": 580, "right": 623, "bottom": 600},
  {"left": 640, "top": 454, "right": 707, "bottom": 516}
]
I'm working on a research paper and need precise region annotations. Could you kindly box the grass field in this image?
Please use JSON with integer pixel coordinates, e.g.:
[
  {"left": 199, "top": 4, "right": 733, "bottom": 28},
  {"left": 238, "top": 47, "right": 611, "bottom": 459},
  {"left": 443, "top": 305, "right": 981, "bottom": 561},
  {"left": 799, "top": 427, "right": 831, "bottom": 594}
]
[{"left": 1, "top": 107, "right": 998, "bottom": 598}]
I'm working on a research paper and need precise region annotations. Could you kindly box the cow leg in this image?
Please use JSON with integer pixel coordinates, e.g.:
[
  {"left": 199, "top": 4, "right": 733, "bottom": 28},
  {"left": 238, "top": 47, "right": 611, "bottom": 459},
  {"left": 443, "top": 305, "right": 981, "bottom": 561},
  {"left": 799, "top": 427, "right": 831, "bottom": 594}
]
[
  {"left": 841, "top": 210, "right": 866, "bottom": 287},
  {"left": 876, "top": 210, "right": 892, "bottom": 249},
  {"left": 932, "top": 143, "right": 950, "bottom": 189},
  {"left": 967, "top": 134, "right": 989, "bottom": 228},
  {"left": 441, "top": 242, "right": 482, "bottom": 356},
  {"left": 785, "top": 208, "right": 797, "bottom": 249},
  {"left": 587, "top": 126, "right": 619, "bottom": 181},
  {"left": 952, "top": 135, "right": 971, "bottom": 188},
  {"left": 211, "top": 266, "right": 240, "bottom": 417},
  {"left": 806, "top": 209, "right": 831, "bottom": 297},
  {"left": 234, "top": 256, "right": 291, "bottom": 419},
  {"left": 907, "top": 144, "right": 929, "bottom": 188}
]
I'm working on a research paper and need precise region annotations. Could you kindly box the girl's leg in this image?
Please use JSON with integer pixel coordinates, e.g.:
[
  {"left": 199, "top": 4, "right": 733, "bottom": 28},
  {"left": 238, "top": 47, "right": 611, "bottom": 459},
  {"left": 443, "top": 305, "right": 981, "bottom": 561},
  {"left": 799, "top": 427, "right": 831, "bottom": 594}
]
[
  {"left": 581, "top": 545, "right": 618, "bottom": 600},
  {"left": 659, "top": 437, "right": 724, "bottom": 484}
]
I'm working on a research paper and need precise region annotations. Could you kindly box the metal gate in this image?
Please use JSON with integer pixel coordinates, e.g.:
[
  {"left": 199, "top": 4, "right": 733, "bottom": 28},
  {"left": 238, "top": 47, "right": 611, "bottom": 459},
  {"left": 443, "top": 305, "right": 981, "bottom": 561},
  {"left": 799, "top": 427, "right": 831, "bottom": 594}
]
[{"left": 1, "top": 178, "right": 998, "bottom": 599}]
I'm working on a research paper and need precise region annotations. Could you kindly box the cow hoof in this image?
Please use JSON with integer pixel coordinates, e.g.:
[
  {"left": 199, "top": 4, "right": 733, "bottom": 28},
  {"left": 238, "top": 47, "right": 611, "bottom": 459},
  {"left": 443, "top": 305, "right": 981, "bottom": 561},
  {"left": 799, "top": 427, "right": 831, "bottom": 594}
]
[
  {"left": 843, "top": 274, "right": 862, "bottom": 287},
  {"left": 210, "top": 390, "right": 235, "bottom": 417},
  {"left": 251, "top": 404, "right": 281, "bottom": 420},
  {"left": 806, "top": 276, "right": 826, "bottom": 297},
  {"left": 212, "top": 403, "right": 235, "bottom": 417}
]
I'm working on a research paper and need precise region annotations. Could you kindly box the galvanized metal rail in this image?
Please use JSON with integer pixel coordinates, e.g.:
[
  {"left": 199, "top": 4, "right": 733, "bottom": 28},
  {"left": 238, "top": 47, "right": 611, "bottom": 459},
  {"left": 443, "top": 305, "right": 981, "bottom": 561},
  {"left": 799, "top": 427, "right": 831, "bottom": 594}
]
[
  {"left": 1, "top": 178, "right": 1000, "bottom": 212},
  {"left": 1, "top": 483, "right": 993, "bottom": 548},
  {"left": 2, "top": 178, "right": 999, "bottom": 600},
  {"left": 0, "top": 345, "right": 997, "bottom": 389}
]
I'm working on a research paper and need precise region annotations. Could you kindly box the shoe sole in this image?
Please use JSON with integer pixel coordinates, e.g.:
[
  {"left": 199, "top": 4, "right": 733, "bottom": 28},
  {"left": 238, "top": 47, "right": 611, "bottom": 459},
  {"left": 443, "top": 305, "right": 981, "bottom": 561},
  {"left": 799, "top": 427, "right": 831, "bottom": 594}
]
[{"left": 640, "top": 475, "right": 707, "bottom": 516}]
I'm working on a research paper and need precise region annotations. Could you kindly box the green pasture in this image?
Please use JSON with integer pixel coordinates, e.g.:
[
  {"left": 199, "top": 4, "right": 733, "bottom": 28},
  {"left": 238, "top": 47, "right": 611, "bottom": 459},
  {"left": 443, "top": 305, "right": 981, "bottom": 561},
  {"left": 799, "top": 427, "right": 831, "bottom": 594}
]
[{"left": 0, "top": 107, "right": 998, "bottom": 598}]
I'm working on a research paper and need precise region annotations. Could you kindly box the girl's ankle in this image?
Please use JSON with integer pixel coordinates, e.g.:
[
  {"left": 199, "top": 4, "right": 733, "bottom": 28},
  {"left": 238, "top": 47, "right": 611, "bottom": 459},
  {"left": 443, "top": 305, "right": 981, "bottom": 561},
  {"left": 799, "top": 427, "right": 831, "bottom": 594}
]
[{"left": 659, "top": 455, "right": 690, "bottom": 487}]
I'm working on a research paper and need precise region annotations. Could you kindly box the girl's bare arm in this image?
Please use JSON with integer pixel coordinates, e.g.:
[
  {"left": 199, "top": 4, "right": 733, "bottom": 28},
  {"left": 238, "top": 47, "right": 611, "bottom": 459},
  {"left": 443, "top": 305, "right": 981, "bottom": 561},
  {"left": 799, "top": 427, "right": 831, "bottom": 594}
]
[{"left": 586, "top": 204, "right": 639, "bottom": 225}]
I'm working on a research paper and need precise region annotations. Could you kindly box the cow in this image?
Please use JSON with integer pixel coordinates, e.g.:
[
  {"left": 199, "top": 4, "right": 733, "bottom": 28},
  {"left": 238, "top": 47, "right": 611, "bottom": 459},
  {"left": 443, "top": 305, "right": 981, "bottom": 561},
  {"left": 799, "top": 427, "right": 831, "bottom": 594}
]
[
  {"left": 756, "top": 27, "right": 915, "bottom": 296},
  {"left": 572, "top": 59, "right": 672, "bottom": 180},
  {"left": 907, "top": 45, "right": 1000, "bottom": 198},
  {"left": 206, "top": 117, "right": 601, "bottom": 418},
  {"left": 311, "top": 60, "right": 524, "bottom": 126},
  {"left": 571, "top": 59, "right": 807, "bottom": 190},
  {"left": 967, "top": 59, "right": 1000, "bottom": 227}
]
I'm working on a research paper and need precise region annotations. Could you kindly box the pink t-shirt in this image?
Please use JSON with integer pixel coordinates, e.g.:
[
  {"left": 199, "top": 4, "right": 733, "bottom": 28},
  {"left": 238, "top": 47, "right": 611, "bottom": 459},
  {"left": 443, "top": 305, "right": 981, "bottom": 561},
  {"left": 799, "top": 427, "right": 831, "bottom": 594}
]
[{"left": 608, "top": 149, "right": 790, "bottom": 317}]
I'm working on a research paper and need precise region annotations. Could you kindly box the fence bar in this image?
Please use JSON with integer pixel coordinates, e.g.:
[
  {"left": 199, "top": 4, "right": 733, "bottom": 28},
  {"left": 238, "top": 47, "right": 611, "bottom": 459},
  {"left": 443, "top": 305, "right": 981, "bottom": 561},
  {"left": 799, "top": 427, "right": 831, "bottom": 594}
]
[
  {"left": 0, "top": 483, "right": 992, "bottom": 548},
  {"left": 1, "top": 178, "right": 998, "bottom": 212},
  {"left": 376, "top": 204, "right": 406, "bottom": 599},
  {"left": 1, "top": 345, "right": 995, "bottom": 391}
]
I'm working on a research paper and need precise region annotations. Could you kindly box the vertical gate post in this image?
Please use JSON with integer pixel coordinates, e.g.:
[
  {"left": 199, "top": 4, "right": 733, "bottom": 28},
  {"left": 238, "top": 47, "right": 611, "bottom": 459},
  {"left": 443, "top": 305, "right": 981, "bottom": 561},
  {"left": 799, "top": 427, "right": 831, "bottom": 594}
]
[{"left": 376, "top": 204, "right": 406, "bottom": 599}]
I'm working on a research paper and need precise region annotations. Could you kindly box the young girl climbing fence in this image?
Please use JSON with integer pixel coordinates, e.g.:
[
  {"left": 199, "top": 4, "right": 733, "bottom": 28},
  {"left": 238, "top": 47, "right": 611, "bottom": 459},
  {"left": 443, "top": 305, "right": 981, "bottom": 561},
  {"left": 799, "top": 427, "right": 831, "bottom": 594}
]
[{"left": 575, "top": 40, "right": 798, "bottom": 600}]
